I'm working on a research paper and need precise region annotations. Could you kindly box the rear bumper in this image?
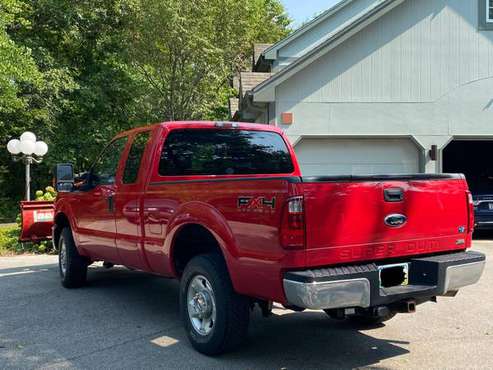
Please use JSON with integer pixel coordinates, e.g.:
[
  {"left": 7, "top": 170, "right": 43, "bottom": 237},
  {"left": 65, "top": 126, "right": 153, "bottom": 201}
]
[{"left": 283, "top": 251, "right": 485, "bottom": 310}]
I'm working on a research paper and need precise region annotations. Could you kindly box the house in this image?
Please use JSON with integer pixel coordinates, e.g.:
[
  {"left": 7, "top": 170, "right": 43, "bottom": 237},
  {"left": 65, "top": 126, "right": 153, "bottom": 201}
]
[{"left": 232, "top": 0, "right": 493, "bottom": 191}]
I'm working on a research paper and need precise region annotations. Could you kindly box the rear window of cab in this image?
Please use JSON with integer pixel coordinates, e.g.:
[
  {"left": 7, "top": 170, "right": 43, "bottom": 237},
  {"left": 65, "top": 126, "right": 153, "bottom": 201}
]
[{"left": 158, "top": 129, "right": 294, "bottom": 176}]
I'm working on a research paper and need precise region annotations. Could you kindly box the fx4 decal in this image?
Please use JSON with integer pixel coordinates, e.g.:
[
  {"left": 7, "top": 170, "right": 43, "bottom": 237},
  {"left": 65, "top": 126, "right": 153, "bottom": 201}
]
[{"left": 238, "top": 196, "right": 276, "bottom": 212}]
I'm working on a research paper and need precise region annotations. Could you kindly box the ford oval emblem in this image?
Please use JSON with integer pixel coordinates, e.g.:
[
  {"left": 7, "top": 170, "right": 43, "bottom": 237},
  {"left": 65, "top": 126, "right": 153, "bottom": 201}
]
[{"left": 384, "top": 214, "right": 407, "bottom": 228}]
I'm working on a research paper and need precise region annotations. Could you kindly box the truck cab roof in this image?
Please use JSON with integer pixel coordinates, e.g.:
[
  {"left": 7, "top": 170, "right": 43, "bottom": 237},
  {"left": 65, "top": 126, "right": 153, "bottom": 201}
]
[{"left": 116, "top": 121, "right": 283, "bottom": 138}]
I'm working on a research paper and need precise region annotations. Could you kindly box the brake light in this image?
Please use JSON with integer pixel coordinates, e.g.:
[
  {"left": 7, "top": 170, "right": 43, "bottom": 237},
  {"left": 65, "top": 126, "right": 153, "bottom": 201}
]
[
  {"left": 280, "top": 196, "right": 305, "bottom": 249},
  {"left": 466, "top": 191, "right": 475, "bottom": 233},
  {"left": 215, "top": 121, "right": 239, "bottom": 129}
]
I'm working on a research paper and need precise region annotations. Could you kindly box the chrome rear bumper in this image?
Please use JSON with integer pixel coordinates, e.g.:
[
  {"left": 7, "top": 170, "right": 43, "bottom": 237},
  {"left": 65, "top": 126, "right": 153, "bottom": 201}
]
[
  {"left": 443, "top": 261, "right": 485, "bottom": 294},
  {"left": 283, "top": 278, "right": 371, "bottom": 310},
  {"left": 283, "top": 251, "right": 485, "bottom": 310}
]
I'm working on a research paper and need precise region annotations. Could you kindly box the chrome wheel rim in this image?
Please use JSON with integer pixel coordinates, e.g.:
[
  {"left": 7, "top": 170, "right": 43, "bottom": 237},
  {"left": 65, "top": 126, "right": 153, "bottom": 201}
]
[
  {"left": 187, "top": 275, "right": 216, "bottom": 336},
  {"left": 59, "top": 238, "right": 67, "bottom": 277}
]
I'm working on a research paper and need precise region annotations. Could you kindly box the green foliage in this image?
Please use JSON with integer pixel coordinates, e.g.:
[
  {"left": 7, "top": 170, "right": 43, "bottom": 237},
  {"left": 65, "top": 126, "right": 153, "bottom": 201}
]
[
  {"left": 128, "top": 0, "right": 291, "bottom": 121},
  {"left": 0, "top": 225, "right": 55, "bottom": 255},
  {"left": 0, "top": 197, "right": 18, "bottom": 223},
  {"left": 0, "top": 0, "right": 42, "bottom": 118},
  {"left": 34, "top": 185, "right": 56, "bottom": 201},
  {"left": 0, "top": 225, "right": 21, "bottom": 255},
  {"left": 0, "top": 0, "right": 291, "bottom": 222}
]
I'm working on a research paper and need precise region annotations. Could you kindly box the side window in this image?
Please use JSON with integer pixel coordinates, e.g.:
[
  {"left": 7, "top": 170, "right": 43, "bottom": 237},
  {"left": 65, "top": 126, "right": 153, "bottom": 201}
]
[
  {"left": 91, "top": 137, "right": 127, "bottom": 186},
  {"left": 158, "top": 129, "right": 294, "bottom": 176},
  {"left": 123, "top": 131, "right": 150, "bottom": 184}
]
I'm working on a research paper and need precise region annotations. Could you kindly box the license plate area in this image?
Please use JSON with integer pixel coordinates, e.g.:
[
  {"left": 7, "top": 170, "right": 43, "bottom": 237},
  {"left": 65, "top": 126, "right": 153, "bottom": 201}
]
[{"left": 379, "top": 263, "right": 409, "bottom": 288}]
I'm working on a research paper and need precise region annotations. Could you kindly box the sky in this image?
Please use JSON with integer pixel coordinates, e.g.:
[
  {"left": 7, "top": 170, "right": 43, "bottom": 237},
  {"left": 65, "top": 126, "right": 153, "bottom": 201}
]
[{"left": 281, "top": 0, "right": 341, "bottom": 28}]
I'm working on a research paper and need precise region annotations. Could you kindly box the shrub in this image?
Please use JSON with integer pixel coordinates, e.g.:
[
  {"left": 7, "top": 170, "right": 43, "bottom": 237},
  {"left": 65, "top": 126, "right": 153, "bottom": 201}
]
[
  {"left": 35, "top": 186, "right": 57, "bottom": 202},
  {"left": 0, "top": 225, "right": 55, "bottom": 256},
  {"left": 0, "top": 198, "right": 20, "bottom": 223},
  {"left": 0, "top": 226, "right": 22, "bottom": 255}
]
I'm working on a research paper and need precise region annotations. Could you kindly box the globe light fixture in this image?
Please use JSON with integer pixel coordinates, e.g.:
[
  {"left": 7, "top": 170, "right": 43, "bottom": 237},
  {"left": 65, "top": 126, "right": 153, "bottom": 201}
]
[
  {"left": 20, "top": 131, "right": 36, "bottom": 144},
  {"left": 6, "top": 132, "right": 49, "bottom": 201},
  {"left": 34, "top": 141, "right": 48, "bottom": 157},
  {"left": 20, "top": 139, "right": 36, "bottom": 155},
  {"left": 6, "top": 139, "right": 21, "bottom": 155}
]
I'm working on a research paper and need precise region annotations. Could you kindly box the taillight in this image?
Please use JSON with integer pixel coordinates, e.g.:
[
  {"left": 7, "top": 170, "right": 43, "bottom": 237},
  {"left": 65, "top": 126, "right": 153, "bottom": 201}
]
[
  {"left": 466, "top": 191, "right": 475, "bottom": 233},
  {"left": 280, "top": 196, "right": 305, "bottom": 249}
]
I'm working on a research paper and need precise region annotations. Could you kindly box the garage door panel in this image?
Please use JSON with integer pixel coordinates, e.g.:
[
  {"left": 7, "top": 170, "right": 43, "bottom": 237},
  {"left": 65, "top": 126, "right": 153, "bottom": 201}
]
[{"left": 295, "top": 138, "right": 420, "bottom": 176}]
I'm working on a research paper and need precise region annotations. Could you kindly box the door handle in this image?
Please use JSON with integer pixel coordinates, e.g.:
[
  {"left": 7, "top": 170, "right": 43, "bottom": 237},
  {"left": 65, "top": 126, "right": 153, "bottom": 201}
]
[{"left": 107, "top": 195, "right": 115, "bottom": 213}]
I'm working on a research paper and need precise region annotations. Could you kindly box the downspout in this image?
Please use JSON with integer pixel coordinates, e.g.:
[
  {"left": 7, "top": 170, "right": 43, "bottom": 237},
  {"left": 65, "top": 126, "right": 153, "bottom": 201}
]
[{"left": 243, "top": 91, "right": 269, "bottom": 124}]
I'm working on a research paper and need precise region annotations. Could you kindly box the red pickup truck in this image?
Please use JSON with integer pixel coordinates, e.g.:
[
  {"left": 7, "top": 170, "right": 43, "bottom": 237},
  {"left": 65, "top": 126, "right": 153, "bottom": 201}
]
[{"left": 53, "top": 121, "right": 485, "bottom": 355}]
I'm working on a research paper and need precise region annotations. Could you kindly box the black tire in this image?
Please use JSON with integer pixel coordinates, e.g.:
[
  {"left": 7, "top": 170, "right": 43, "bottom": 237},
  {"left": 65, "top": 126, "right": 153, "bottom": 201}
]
[
  {"left": 347, "top": 312, "right": 396, "bottom": 326},
  {"left": 180, "top": 254, "right": 250, "bottom": 356},
  {"left": 58, "top": 227, "right": 88, "bottom": 288}
]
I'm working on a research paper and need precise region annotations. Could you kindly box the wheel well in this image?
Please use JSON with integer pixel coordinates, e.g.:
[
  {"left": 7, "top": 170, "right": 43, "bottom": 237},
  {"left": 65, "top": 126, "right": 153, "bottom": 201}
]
[
  {"left": 54, "top": 213, "right": 70, "bottom": 249},
  {"left": 172, "top": 224, "right": 224, "bottom": 277}
]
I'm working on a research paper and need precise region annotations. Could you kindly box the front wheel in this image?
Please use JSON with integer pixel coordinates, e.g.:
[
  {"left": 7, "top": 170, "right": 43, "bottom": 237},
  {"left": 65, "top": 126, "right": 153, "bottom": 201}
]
[
  {"left": 180, "top": 254, "right": 250, "bottom": 356},
  {"left": 58, "top": 227, "right": 88, "bottom": 288}
]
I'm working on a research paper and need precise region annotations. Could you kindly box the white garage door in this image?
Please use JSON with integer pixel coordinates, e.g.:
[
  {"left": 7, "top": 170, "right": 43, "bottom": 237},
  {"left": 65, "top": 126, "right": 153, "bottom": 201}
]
[{"left": 295, "top": 138, "right": 421, "bottom": 176}]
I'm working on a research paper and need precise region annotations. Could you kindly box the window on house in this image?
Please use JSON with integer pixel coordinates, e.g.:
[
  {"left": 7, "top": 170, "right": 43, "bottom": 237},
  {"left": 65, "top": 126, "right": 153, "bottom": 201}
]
[{"left": 487, "top": 0, "right": 493, "bottom": 23}]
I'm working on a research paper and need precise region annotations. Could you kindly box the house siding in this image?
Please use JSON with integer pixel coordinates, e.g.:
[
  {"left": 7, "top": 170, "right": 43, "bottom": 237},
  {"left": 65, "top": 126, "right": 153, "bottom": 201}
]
[
  {"left": 278, "top": 0, "right": 493, "bottom": 103},
  {"left": 273, "top": 0, "right": 378, "bottom": 71},
  {"left": 274, "top": 0, "right": 493, "bottom": 173}
]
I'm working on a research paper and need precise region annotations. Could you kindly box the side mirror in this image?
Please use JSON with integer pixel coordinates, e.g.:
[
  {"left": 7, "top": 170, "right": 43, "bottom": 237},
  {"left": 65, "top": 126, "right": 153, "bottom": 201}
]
[{"left": 54, "top": 163, "right": 74, "bottom": 192}]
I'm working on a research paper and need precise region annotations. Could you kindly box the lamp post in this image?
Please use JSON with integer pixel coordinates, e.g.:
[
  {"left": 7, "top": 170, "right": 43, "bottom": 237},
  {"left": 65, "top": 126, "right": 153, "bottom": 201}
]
[{"left": 7, "top": 132, "right": 48, "bottom": 201}]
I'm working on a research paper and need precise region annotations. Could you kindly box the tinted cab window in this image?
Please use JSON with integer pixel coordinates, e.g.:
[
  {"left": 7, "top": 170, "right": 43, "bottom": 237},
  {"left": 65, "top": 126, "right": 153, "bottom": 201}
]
[
  {"left": 159, "top": 129, "right": 294, "bottom": 176},
  {"left": 91, "top": 137, "right": 127, "bottom": 186},
  {"left": 123, "top": 131, "right": 150, "bottom": 184}
]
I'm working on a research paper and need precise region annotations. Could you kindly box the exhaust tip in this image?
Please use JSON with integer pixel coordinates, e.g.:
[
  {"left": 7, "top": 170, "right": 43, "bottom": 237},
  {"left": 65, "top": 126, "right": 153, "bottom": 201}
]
[
  {"left": 407, "top": 300, "right": 416, "bottom": 313},
  {"left": 392, "top": 300, "right": 416, "bottom": 313}
]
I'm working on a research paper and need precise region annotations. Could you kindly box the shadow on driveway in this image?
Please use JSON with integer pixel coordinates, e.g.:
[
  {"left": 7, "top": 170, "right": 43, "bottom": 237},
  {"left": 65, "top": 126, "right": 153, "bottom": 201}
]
[
  {"left": 0, "top": 261, "right": 409, "bottom": 369},
  {"left": 473, "top": 230, "right": 493, "bottom": 240}
]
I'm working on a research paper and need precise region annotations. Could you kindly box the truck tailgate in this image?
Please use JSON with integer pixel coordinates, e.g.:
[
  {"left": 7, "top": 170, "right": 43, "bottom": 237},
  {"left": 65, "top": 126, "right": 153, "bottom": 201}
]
[{"left": 302, "top": 175, "right": 471, "bottom": 267}]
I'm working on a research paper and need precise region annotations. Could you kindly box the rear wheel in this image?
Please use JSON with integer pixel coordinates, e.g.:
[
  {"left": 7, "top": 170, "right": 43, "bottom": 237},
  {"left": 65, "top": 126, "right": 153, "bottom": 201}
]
[
  {"left": 58, "top": 227, "right": 88, "bottom": 288},
  {"left": 180, "top": 254, "right": 250, "bottom": 355}
]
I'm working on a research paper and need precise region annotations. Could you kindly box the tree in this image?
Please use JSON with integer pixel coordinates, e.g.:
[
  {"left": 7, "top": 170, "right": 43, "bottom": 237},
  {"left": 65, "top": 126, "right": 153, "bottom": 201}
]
[
  {"left": 0, "top": 0, "right": 45, "bottom": 218},
  {"left": 16, "top": 0, "right": 150, "bottom": 170},
  {"left": 0, "top": 0, "right": 42, "bottom": 125},
  {"left": 127, "top": 0, "right": 290, "bottom": 121},
  {"left": 0, "top": 0, "right": 148, "bottom": 209},
  {"left": 0, "top": 0, "right": 291, "bottom": 220}
]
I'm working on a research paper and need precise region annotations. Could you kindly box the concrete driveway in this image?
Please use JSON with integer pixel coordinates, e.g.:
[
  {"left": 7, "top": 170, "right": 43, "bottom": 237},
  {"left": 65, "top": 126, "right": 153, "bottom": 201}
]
[{"left": 0, "top": 242, "right": 492, "bottom": 370}]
